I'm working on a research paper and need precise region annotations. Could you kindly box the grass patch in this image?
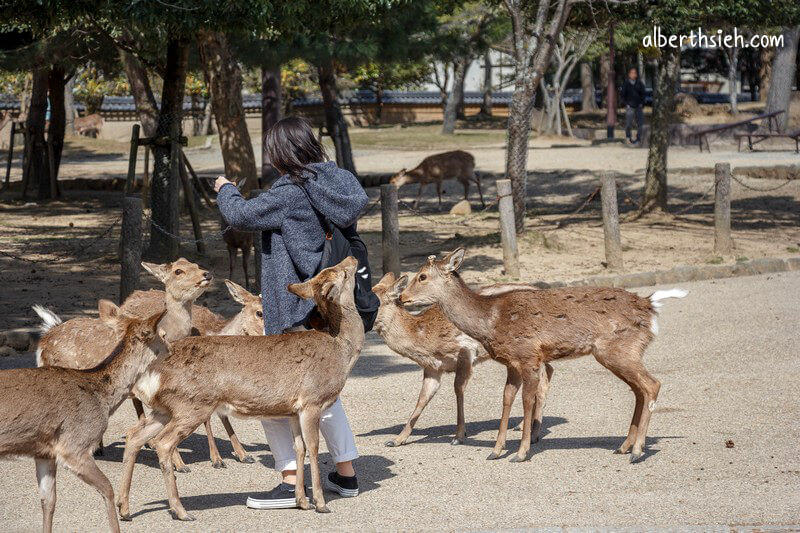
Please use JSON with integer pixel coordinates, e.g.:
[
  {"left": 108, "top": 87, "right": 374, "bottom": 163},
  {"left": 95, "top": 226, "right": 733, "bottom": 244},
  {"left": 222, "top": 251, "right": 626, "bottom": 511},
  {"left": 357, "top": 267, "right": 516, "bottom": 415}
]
[
  {"left": 786, "top": 246, "right": 799, "bottom": 253},
  {"left": 735, "top": 256, "right": 749, "bottom": 263},
  {"left": 346, "top": 124, "right": 511, "bottom": 151},
  {"left": 706, "top": 256, "right": 724, "bottom": 264},
  {"left": 63, "top": 136, "right": 128, "bottom": 157}
]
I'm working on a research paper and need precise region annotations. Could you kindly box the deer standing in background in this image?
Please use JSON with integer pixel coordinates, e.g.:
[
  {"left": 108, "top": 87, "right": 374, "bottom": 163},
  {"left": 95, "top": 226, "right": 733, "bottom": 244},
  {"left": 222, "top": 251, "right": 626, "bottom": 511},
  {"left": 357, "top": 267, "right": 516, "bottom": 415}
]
[
  {"left": 73, "top": 113, "right": 104, "bottom": 137},
  {"left": 391, "top": 150, "right": 484, "bottom": 210},
  {"left": 401, "top": 248, "right": 687, "bottom": 463},
  {"left": 117, "top": 257, "right": 364, "bottom": 520},
  {"left": 373, "top": 273, "right": 554, "bottom": 447},
  {"left": 222, "top": 224, "right": 253, "bottom": 290},
  {"left": 0, "top": 307, "right": 167, "bottom": 533}
]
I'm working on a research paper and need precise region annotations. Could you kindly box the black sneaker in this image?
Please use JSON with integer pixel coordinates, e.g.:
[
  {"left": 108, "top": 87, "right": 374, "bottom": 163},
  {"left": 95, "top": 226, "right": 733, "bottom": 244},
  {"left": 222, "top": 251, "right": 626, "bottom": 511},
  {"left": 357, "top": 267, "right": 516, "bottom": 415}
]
[
  {"left": 325, "top": 472, "right": 359, "bottom": 498},
  {"left": 246, "top": 482, "right": 305, "bottom": 510}
]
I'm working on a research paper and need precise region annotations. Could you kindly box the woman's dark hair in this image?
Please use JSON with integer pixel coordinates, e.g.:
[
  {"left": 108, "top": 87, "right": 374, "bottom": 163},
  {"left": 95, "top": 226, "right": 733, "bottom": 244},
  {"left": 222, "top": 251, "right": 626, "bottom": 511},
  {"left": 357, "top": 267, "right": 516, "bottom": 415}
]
[{"left": 264, "top": 116, "right": 328, "bottom": 183}]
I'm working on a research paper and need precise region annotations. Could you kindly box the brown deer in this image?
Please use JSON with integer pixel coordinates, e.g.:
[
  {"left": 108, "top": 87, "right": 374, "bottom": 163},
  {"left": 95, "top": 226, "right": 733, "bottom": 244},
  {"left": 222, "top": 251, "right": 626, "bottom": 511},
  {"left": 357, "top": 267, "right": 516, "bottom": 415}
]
[
  {"left": 117, "top": 256, "right": 364, "bottom": 520},
  {"left": 390, "top": 150, "right": 484, "bottom": 210},
  {"left": 73, "top": 113, "right": 105, "bottom": 137},
  {"left": 0, "top": 306, "right": 167, "bottom": 533},
  {"left": 222, "top": 224, "right": 253, "bottom": 290},
  {"left": 400, "top": 249, "right": 687, "bottom": 463},
  {"left": 373, "top": 273, "right": 554, "bottom": 447}
]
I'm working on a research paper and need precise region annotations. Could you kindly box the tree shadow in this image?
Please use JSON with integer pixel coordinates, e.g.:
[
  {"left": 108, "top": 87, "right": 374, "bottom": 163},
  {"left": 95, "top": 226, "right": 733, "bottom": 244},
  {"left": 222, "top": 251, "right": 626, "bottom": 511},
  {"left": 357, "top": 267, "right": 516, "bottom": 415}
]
[{"left": 349, "top": 353, "right": 419, "bottom": 378}]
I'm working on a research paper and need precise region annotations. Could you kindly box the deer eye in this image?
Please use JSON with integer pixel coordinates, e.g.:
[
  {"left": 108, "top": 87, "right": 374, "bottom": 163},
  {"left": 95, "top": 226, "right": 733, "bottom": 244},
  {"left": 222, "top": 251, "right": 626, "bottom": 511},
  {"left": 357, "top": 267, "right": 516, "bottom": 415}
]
[
  {"left": 419, "top": 274, "right": 427, "bottom": 281},
  {"left": 256, "top": 311, "right": 263, "bottom": 318},
  {"left": 174, "top": 269, "right": 184, "bottom": 275}
]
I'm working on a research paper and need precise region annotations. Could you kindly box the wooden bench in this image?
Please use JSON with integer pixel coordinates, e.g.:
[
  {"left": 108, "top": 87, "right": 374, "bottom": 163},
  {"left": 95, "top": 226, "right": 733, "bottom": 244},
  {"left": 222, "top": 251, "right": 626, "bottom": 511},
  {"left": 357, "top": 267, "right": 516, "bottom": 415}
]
[
  {"left": 735, "top": 128, "right": 800, "bottom": 153},
  {"left": 692, "top": 110, "right": 784, "bottom": 152}
]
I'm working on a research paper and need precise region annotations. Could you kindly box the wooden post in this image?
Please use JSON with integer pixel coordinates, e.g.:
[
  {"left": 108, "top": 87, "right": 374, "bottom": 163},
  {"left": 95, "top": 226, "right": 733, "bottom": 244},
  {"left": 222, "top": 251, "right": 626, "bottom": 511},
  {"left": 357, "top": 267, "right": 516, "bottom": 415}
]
[
  {"left": 2, "top": 121, "right": 15, "bottom": 191},
  {"left": 600, "top": 172, "right": 623, "bottom": 270},
  {"left": 124, "top": 124, "right": 140, "bottom": 195},
  {"left": 250, "top": 190, "right": 263, "bottom": 294},
  {"left": 380, "top": 184, "right": 400, "bottom": 276},
  {"left": 46, "top": 140, "right": 58, "bottom": 198},
  {"left": 120, "top": 195, "right": 143, "bottom": 304},
  {"left": 178, "top": 157, "right": 205, "bottom": 254},
  {"left": 497, "top": 179, "right": 520, "bottom": 279},
  {"left": 714, "top": 162, "right": 733, "bottom": 255}
]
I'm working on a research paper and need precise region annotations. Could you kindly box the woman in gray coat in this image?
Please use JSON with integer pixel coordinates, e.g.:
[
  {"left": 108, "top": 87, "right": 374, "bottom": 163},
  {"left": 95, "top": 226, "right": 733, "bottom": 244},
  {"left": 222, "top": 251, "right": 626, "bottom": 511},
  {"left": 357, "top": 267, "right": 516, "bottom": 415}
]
[{"left": 214, "top": 116, "right": 367, "bottom": 509}]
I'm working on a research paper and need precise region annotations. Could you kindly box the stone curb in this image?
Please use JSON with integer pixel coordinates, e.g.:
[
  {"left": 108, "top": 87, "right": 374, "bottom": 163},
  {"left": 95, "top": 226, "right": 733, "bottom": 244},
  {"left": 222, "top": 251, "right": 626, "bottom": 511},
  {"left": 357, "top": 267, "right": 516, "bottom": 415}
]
[{"left": 530, "top": 256, "right": 800, "bottom": 290}]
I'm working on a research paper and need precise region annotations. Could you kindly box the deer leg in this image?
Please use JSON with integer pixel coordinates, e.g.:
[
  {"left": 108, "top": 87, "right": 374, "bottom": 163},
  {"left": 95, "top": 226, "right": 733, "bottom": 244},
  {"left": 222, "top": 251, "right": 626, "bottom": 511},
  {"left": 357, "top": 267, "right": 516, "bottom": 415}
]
[
  {"left": 153, "top": 417, "right": 203, "bottom": 521},
  {"left": 462, "top": 179, "right": 469, "bottom": 202},
  {"left": 452, "top": 357, "right": 473, "bottom": 445},
  {"left": 289, "top": 416, "right": 311, "bottom": 510},
  {"left": 413, "top": 183, "right": 424, "bottom": 210},
  {"left": 436, "top": 181, "right": 443, "bottom": 209},
  {"left": 509, "top": 366, "right": 541, "bottom": 462},
  {"left": 171, "top": 448, "right": 189, "bottom": 473},
  {"left": 488, "top": 366, "right": 521, "bottom": 460},
  {"left": 630, "top": 366, "right": 660, "bottom": 462},
  {"left": 298, "top": 407, "right": 328, "bottom": 513},
  {"left": 132, "top": 398, "right": 145, "bottom": 420},
  {"left": 117, "top": 414, "right": 166, "bottom": 521},
  {"left": 475, "top": 172, "right": 485, "bottom": 207},
  {"left": 227, "top": 246, "right": 236, "bottom": 284},
  {"left": 241, "top": 245, "right": 251, "bottom": 290},
  {"left": 35, "top": 457, "right": 57, "bottom": 533},
  {"left": 60, "top": 452, "right": 120, "bottom": 533},
  {"left": 204, "top": 418, "right": 225, "bottom": 469},
  {"left": 219, "top": 415, "right": 254, "bottom": 463},
  {"left": 530, "top": 363, "right": 555, "bottom": 444},
  {"left": 386, "top": 368, "right": 442, "bottom": 447}
]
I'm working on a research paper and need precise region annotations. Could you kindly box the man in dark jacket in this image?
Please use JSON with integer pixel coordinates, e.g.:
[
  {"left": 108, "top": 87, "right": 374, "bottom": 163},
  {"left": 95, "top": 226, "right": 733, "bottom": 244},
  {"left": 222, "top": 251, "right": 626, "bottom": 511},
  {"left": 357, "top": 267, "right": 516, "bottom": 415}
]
[{"left": 621, "top": 67, "right": 646, "bottom": 144}]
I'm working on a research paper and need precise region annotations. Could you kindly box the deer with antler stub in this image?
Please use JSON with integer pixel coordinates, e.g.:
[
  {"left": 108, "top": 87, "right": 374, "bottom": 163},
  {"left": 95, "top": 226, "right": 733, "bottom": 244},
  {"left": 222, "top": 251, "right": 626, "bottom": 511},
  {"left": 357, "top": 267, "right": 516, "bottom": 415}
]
[
  {"left": 401, "top": 249, "right": 687, "bottom": 463},
  {"left": 373, "top": 273, "right": 553, "bottom": 447},
  {"left": 117, "top": 257, "right": 364, "bottom": 520},
  {"left": 390, "top": 150, "right": 484, "bottom": 210},
  {"left": 0, "top": 306, "right": 167, "bottom": 533}
]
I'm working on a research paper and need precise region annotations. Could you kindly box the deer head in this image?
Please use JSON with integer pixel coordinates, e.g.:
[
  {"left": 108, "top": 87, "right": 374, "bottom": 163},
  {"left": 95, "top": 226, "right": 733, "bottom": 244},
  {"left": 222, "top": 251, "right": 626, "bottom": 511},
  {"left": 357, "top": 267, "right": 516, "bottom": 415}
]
[
  {"left": 141, "top": 258, "right": 212, "bottom": 303},
  {"left": 400, "top": 248, "right": 465, "bottom": 307},
  {"left": 390, "top": 169, "right": 411, "bottom": 187},
  {"left": 287, "top": 256, "right": 359, "bottom": 327},
  {"left": 224, "top": 279, "right": 264, "bottom": 336},
  {"left": 372, "top": 272, "right": 408, "bottom": 306}
]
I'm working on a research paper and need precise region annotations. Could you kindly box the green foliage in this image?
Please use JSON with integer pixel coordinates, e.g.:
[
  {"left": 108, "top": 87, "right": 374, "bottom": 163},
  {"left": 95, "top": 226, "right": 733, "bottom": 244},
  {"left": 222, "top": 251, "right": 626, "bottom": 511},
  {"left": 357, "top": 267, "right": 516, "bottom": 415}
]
[
  {"left": 351, "top": 60, "right": 431, "bottom": 92},
  {"left": 0, "top": 71, "right": 28, "bottom": 95},
  {"left": 73, "top": 62, "right": 129, "bottom": 113}
]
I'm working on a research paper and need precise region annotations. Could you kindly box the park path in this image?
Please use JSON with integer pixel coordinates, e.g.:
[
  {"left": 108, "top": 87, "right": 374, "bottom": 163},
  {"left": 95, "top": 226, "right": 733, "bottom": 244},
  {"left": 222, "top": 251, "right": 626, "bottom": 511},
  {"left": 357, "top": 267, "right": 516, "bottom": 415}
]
[{"left": 0, "top": 271, "right": 798, "bottom": 530}]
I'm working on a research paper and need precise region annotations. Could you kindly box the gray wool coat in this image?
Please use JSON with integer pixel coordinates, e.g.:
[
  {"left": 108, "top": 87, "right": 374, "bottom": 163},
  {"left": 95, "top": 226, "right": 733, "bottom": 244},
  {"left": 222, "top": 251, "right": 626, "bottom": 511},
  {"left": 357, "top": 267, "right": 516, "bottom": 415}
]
[{"left": 217, "top": 161, "right": 368, "bottom": 335}]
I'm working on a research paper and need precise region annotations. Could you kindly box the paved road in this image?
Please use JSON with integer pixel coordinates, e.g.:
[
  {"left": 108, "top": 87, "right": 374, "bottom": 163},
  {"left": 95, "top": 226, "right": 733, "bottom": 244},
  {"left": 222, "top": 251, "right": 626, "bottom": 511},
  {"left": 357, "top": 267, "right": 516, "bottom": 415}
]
[{"left": 1, "top": 272, "right": 798, "bottom": 531}]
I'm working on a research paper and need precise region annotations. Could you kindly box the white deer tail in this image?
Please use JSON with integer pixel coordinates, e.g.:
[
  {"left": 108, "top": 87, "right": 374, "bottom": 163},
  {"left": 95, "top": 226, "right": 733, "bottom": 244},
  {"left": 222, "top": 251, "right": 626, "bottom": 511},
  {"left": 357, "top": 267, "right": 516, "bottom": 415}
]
[
  {"left": 648, "top": 289, "right": 687, "bottom": 335},
  {"left": 32, "top": 305, "right": 62, "bottom": 334}
]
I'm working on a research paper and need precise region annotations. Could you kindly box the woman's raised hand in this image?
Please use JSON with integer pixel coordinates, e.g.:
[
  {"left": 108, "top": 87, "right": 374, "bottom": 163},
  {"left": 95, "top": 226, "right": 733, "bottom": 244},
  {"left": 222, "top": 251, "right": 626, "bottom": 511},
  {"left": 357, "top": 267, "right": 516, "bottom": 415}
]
[{"left": 214, "top": 175, "right": 234, "bottom": 193}]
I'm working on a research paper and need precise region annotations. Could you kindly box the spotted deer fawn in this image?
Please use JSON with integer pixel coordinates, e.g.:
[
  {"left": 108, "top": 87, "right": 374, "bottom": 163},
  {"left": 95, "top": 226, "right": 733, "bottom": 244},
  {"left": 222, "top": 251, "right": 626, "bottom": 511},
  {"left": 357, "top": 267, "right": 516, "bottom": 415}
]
[
  {"left": 117, "top": 257, "right": 364, "bottom": 520},
  {"left": 0, "top": 307, "right": 167, "bottom": 533},
  {"left": 390, "top": 150, "right": 484, "bottom": 209},
  {"left": 401, "top": 249, "right": 687, "bottom": 462},
  {"left": 373, "top": 273, "right": 553, "bottom": 447}
]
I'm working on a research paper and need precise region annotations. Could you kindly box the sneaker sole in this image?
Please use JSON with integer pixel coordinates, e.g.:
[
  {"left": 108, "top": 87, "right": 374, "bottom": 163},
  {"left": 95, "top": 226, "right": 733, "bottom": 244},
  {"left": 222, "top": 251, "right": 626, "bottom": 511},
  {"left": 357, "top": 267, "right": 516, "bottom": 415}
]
[
  {"left": 246, "top": 496, "right": 298, "bottom": 510},
  {"left": 325, "top": 479, "right": 359, "bottom": 497}
]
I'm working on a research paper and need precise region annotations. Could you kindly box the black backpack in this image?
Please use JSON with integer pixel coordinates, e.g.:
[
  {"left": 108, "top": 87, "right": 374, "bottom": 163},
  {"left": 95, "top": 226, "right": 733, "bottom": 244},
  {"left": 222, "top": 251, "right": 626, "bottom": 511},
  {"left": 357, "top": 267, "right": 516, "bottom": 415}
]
[{"left": 298, "top": 186, "right": 380, "bottom": 331}]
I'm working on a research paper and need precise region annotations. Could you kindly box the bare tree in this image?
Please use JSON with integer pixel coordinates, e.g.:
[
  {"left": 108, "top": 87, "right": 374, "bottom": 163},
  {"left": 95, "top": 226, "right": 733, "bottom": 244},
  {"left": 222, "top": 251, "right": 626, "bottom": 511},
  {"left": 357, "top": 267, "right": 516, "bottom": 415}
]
[
  {"left": 765, "top": 25, "right": 800, "bottom": 133},
  {"left": 580, "top": 61, "right": 598, "bottom": 112},
  {"left": 724, "top": 45, "right": 740, "bottom": 114}
]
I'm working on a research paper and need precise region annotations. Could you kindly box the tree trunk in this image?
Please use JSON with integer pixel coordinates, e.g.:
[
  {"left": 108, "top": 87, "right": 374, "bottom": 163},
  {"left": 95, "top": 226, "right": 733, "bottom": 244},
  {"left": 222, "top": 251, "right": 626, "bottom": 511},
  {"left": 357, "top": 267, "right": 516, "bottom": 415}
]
[
  {"left": 317, "top": 59, "right": 356, "bottom": 175},
  {"left": 637, "top": 50, "right": 646, "bottom": 87},
  {"left": 726, "top": 46, "right": 740, "bottom": 114},
  {"left": 120, "top": 49, "right": 158, "bottom": 137},
  {"left": 198, "top": 30, "right": 258, "bottom": 193},
  {"left": 261, "top": 64, "right": 282, "bottom": 186},
  {"left": 605, "top": 23, "right": 617, "bottom": 138},
  {"left": 765, "top": 25, "right": 800, "bottom": 133},
  {"left": 580, "top": 61, "right": 597, "bottom": 112},
  {"left": 26, "top": 66, "right": 50, "bottom": 200},
  {"left": 640, "top": 46, "right": 680, "bottom": 213},
  {"left": 456, "top": 66, "right": 467, "bottom": 120},
  {"left": 759, "top": 47, "right": 775, "bottom": 102},
  {"left": 47, "top": 65, "right": 67, "bottom": 187},
  {"left": 64, "top": 74, "right": 76, "bottom": 135},
  {"left": 506, "top": 84, "right": 535, "bottom": 233},
  {"left": 480, "top": 51, "right": 493, "bottom": 116},
  {"left": 442, "top": 56, "right": 469, "bottom": 135},
  {"left": 599, "top": 53, "right": 610, "bottom": 108},
  {"left": 147, "top": 38, "right": 189, "bottom": 261}
]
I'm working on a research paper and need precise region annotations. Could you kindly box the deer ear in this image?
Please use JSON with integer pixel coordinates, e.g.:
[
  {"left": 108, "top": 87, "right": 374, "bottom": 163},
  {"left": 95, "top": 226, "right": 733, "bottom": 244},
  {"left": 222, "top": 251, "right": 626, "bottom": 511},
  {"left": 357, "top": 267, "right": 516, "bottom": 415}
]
[
  {"left": 389, "top": 275, "right": 408, "bottom": 298},
  {"left": 320, "top": 280, "right": 341, "bottom": 301},
  {"left": 442, "top": 248, "right": 465, "bottom": 272},
  {"left": 373, "top": 272, "right": 395, "bottom": 294},
  {"left": 141, "top": 262, "right": 169, "bottom": 284},
  {"left": 98, "top": 299, "right": 121, "bottom": 328},
  {"left": 224, "top": 279, "right": 249, "bottom": 305},
  {"left": 287, "top": 281, "right": 314, "bottom": 300}
]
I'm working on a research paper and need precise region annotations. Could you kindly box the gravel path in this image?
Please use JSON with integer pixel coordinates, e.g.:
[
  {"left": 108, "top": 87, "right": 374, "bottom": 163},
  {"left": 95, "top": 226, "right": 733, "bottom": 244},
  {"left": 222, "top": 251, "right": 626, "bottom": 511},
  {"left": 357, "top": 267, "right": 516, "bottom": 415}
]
[{"left": 1, "top": 271, "right": 798, "bottom": 530}]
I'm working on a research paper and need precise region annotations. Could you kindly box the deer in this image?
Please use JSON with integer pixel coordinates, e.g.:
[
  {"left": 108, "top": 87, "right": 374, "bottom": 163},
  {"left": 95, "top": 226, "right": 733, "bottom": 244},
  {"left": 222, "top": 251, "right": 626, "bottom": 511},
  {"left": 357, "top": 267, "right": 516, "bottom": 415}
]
[
  {"left": 373, "top": 273, "right": 554, "bottom": 447},
  {"left": 390, "top": 150, "right": 484, "bottom": 210},
  {"left": 0, "top": 306, "right": 167, "bottom": 533},
  {"left": 117, "top": 256, "right": 364, "bottom": 520},
  {"left": 222, "top": 225, "right": 253, "bottom": 290},
  {"left": 400, "top": 248, "right": 688, "bottom": 463},
  {"left": 73, "top": 113, "right": 104, "bottom": 137}
]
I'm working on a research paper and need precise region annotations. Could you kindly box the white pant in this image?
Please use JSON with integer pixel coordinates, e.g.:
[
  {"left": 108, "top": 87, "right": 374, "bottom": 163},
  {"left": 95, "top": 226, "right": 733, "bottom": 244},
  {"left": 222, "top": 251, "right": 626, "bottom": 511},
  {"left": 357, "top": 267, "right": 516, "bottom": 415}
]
[{"left": 260, "top": 398, "right": 358, "bottom": 472}]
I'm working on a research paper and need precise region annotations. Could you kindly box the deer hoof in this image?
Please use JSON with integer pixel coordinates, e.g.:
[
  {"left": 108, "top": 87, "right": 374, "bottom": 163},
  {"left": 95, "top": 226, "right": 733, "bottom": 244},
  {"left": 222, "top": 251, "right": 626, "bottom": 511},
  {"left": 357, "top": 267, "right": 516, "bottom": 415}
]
[
  {"left": 169, "top": 510, "right": 195, "bottom": 521},
  {"left": 174, "top": 465, "right": 191, "bottom": 474},
  {"left": 238, "top": 455, "right": 256, "bottom": 464},
  {"left": 486, "top": 452, "right": 501, "bottom": 460},
  {"left": 297, "top": 497, "right": 311, "bottom": 511},
  {"left": 212, "top": 460, "right": 226, "bottom": 469},
  {"left": 118, "top": 512, "right": 132, "bottom": 522},
  {"left": 450, "top": 437, "right": 464, "bottom": 445},
  {"left": 384, "top": 440, "right": 400, "bottom": 448},
  {"left": 315, "top": 505, "right": 331, "bottom": 514},
  {"left": 508, "top": 454, "right": 528, "bottom": 463},
  {"left": 629, "top": 450, "right": 644, "bottom": 464}
]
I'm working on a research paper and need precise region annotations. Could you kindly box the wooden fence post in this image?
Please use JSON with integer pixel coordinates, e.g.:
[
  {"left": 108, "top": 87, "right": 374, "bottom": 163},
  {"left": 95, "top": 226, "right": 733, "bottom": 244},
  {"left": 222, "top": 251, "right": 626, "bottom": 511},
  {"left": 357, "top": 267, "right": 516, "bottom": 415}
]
[
  {"left": 120, "top": 195, "right": 143, "bottom": 304},
  {"left": 496, "top": 179, "right": 520, "bottom": 279},
  {"left": 600, "top": 172, "right": 623, "bottom": 270},
  {"left": 178, "top": 157, "right": 205, "bottom": 254},
  {"left": 124, "top": 124, "right": 140, "bottom": 195},
  {"left": 714, "top": 162, "right": 732, "bottom": 255},
  {"left": 2, "top": 121, "right": 15, "bottom": 191},
  {"left": 380, "top": 184, "right": 400, "bottom": 276},
  {"left": 250, "top": 190, "right": 263, "bottom": 294}
]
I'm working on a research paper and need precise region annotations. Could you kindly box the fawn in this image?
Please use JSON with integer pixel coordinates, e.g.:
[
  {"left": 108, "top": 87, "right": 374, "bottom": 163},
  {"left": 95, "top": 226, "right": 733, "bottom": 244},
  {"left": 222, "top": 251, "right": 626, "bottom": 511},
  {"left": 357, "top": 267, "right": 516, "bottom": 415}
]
[
  {"left": 373, "top": 273, "right": 554, "bottom": 447},
  {"left": 400, "top": 248, "right": 687, "bottom": 462},
  {"left": 117, "top": 256, "right": 364, "bottom": 520},
  {"left": 390, "top": 150, "right": 484, "bottom": 209},
  {"left": 0, "top": 306, "right": 167, "bottom": 533}
]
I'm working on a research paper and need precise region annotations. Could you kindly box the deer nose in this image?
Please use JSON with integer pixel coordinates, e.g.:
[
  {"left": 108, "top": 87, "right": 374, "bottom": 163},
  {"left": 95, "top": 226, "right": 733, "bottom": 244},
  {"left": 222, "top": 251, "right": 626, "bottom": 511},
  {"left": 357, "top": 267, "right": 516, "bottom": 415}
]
[{"left": 203, "top": 271, "right": 212, "bottom": 280}]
